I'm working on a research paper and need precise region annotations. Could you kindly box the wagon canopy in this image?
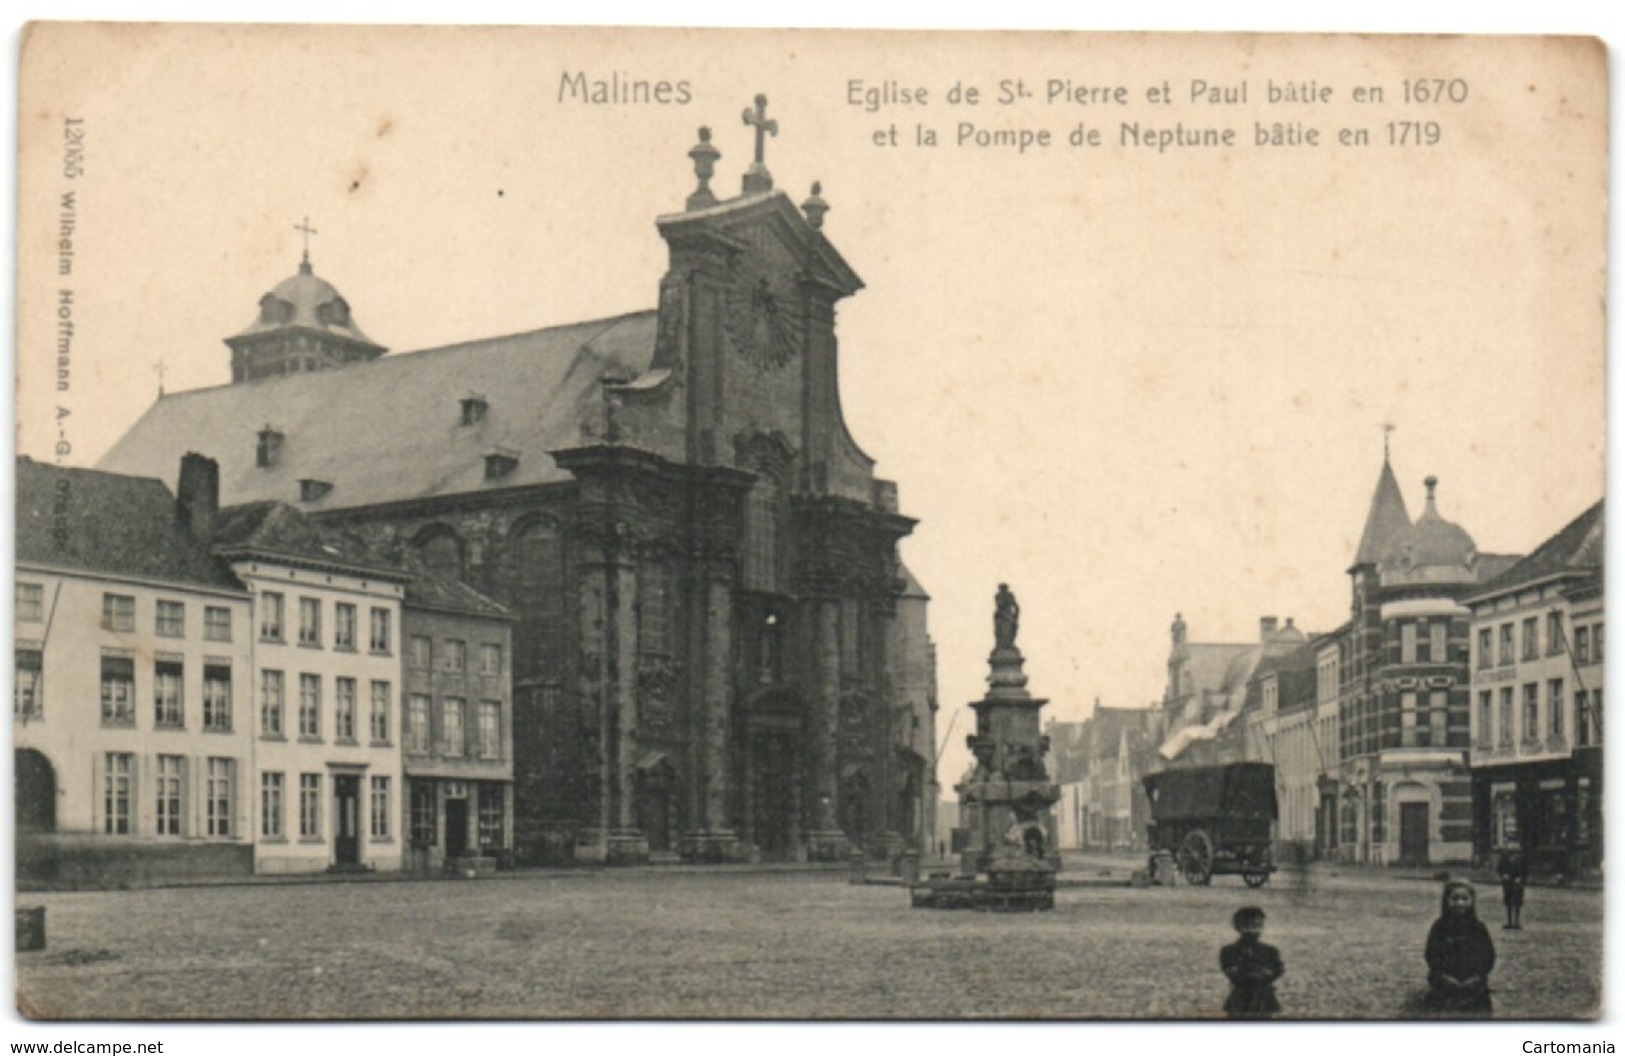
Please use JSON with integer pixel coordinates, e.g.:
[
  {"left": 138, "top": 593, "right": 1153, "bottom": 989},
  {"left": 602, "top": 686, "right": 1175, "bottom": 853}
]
[{"left": 1143, "top": 762, "right": 1278, "bottom": 823}]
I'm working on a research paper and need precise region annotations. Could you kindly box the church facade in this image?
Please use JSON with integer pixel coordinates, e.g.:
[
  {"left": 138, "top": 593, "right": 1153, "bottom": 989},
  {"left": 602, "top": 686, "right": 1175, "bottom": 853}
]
[{"left": 100, "top": 102, "right": 937, "bottom": 865}]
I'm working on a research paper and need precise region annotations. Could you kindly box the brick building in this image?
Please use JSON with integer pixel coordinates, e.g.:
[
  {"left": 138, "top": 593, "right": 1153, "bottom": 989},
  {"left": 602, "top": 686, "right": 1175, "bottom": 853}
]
[{"left": 1335, "top": 459, "right": 1519, "bottom": 866}]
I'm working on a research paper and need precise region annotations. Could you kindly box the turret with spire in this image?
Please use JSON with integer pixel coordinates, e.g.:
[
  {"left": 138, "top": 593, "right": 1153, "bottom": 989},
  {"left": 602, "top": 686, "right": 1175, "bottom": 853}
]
[{"left": 1350, "top": 444, "right": 1412, "bottom": 573}]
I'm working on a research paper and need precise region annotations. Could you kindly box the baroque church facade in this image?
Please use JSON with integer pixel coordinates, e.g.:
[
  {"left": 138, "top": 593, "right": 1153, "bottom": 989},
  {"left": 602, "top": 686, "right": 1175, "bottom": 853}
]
[{"left": 101, "top": 103, "right": 938, "bottom": 865}]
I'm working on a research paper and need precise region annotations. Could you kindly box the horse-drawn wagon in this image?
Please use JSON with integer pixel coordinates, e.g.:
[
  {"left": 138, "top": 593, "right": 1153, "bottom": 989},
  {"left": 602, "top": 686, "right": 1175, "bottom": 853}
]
[{"left": 1142, "top": 762, "right": 1277, "bottom": 887}]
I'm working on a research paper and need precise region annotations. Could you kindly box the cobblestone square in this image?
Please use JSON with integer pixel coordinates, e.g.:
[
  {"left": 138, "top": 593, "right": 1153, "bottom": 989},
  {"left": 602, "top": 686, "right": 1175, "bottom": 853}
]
[{"left": 14, "top": 864, "right": 1601, "bottom": 1021}]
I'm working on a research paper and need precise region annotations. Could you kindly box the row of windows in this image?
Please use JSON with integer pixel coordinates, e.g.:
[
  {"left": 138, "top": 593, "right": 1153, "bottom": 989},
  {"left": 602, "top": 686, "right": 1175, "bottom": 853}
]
[
  {"left": 1476, "top": 680, "right": 1602, "bottom": 749},
  {"left": 259, "top": 593, "right": 392, "bottom": 654},
  {"left": 21, "top": 587, "right": 398, "bottom": 655},
  {"left": 260, "top": 671, "right": 392, "bottom": 744},
  {"left": 1397, "top": 691, "right": 1450, "bottom": 749},
  {"left": 405, "top": 695, "right": 503, "bottom": 759},
  {"left": 1396, "top": 620, "right": 1452, "bottom": 665},
  {"left": 1338, "top": 691, "right": 1458, "bottom": 756},
  {"left": 260, "top": 772, "right": 392, "bottom": 840},
  {"left": 1476, "top": 616, "right": 1605, "bottom": 669},
  {"left": 68, "top": 589, "right": 238, "bottom": 641},
  {"left": 102, "top": 753, "right": 236, "bottom": 837},
  {"left": 95, "top": 656, "right": 235, "bottom": 731},
  {"left": 407, "top": 636, "right": 504, "bottom": 676}
]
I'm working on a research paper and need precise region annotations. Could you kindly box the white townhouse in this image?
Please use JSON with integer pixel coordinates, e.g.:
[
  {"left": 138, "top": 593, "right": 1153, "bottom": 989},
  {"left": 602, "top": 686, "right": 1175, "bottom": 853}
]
[
  {"left": 189, "top": 455, "right": 410, "bottom": 874},
  {"left": 15, "top": 458, "right": 257, "bottom": 882},
  {"left": 1466, "top": 500, "right": 1603, "bottom": 876}
]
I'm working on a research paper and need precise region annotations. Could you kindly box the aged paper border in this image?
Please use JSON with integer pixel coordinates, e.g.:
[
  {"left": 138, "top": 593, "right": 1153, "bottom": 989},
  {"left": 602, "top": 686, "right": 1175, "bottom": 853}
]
[{"left": 5, "top": 3, "right": 1621, "bottom": 1051}]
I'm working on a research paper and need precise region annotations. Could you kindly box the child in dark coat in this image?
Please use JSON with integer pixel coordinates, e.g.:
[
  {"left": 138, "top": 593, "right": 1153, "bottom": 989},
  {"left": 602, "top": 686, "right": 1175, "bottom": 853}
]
[
  {"left": 1423, "top": 879, "right": 1496, "bottom": 1016},
  {"left": 1220, "top": 906, "right": 1284, "bottom": 1019},
  {"left": 1497, "top": 844, "right": 1528, "bottom": 929}
]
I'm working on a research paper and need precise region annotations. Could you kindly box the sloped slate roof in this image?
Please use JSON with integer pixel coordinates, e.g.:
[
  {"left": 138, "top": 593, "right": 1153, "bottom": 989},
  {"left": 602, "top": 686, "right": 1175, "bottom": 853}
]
[
  {"left": 212, "top": 501, "right": 407, "bottom": 579},
  {"left": 1089, "top": 706, "right": 1155, "bottom": 759},
  {"left": 1179, "top": 643, "right": 1254, "bottom": 697},
  {"left": 897, "top": 561, "right": 930, "bottom": 600},
  {"left": 99, "top": 311, "right": 658, "bottom": 511},
  {"left": 1354, "top": 459, "right": 1412, "bottom": 567},
  {"left": 390, "top": 550, "right": 513, "bottom": 620},
  {"left": 15, "top": 458, "right": 242, "bottom": 591},
  {"left": 1473, "top": 500, "right": 1604, "bottom": 598}
]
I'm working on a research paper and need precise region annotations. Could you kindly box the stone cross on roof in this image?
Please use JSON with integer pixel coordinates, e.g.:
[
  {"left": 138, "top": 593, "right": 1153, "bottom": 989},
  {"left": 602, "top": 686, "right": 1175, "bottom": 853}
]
[
  {"left": 741, "top": 94, "right": 777, "bottom": 194},
  {"left": 294, "top": 216, "right": 318, "bottom": 267}
]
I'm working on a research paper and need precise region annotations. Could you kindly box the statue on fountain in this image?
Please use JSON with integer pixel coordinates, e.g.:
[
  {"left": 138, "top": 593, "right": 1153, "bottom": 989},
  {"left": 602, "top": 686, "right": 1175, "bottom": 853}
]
[{"left": 994, "top": 583, "right": 1020, "bottom": 651}]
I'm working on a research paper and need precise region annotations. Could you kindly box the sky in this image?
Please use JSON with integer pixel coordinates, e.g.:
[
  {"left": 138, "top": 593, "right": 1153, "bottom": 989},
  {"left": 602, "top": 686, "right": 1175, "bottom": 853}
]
[{"left": 4, "top": 5, "right": 1622, "bottom": 1054}]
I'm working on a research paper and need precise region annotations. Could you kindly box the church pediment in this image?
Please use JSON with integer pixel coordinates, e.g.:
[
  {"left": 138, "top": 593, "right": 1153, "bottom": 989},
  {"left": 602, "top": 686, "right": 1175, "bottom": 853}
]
[{"left": 658, "top": 191, "right": 862, "bottom": 299}]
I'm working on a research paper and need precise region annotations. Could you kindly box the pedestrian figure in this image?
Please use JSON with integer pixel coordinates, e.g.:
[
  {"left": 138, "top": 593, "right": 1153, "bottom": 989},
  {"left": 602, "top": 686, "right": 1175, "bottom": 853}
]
[
  {"left": 1421, "top": 879, "right": 1496, "bottom": 1017},
  {"left": 1220, "top": 906, "right": 1284, "bottom": 1019},
  {"left": 1497, "top": 842, "right": 1528, "bottom": 930}
]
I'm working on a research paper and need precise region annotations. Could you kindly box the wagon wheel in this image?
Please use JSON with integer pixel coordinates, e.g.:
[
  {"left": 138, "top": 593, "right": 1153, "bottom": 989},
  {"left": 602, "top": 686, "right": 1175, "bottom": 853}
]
[
  {"left": 1177, "top": 830, "right": 1214, "bottom": 885},
  {"left": 1243, "top": 872, "right": 1270, "bottom": 889}
]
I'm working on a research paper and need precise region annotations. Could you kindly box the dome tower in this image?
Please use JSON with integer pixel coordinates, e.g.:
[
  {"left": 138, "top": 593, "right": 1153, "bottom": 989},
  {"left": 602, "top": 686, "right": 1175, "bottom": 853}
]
[{"left": 224, "top": 235, "right": 385, "bottom": 383}]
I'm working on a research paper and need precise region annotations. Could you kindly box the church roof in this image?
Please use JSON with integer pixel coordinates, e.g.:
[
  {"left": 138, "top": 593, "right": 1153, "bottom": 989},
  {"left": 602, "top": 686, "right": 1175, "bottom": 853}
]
[
  {"left": 15, "top": 458, "right": 243, "bottom": 592},
  {"left": 230, "top": 258, "right": 382, "bottom": 349},
  {"left": 1470, "top": 499, "right": 1604, "bottom": 600},
  {"left": 100, "top": 311, "right": 658, "bottom": 511},
  {"left": 1352, "top": 458, "right": 1411, "bottom": 568},
  {"left": 897, "top": 561, "right": 930, "bottom": 600}
]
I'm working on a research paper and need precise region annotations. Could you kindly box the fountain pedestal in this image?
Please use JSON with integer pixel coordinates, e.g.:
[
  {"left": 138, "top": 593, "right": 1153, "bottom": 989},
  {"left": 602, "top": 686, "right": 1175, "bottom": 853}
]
[{"left": 914, "top": 590, "right": 1060, "bottom": 912}]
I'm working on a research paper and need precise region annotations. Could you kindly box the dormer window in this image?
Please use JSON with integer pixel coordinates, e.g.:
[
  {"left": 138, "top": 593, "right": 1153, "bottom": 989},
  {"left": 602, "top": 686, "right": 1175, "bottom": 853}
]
[
  {"left": 484, "top": 447, "right": 518, "bottom": 481},
  {"left": 300, "top": 479, "right": 333, "bottom": 502},
  {"left": 258, "top": 294, "right": 294, "bottom": 325},
  {"left": 256, "top": 426, "right": 284, "bottom": 468},
  {"left": 461, "top": 394, "right": 489, "bottom": 426},
  {"left": 315, "top": 298, "right": 352, "bottom": 328}
]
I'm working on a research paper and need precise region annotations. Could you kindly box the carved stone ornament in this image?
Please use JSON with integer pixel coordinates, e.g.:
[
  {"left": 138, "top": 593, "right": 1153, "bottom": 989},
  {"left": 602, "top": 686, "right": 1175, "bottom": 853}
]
[
  {"left": 726, "top": 271, "right": 802, "bottom": 371},
  {"left": 656, "top": 280, "right": 686, "bottom": 367},
  {"left": 839, "top": 690, "right": 871, "bottom": 750}
]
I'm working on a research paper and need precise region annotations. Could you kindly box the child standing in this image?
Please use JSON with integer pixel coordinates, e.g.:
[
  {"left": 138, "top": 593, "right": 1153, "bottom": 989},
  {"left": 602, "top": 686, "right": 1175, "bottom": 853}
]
[
  {"left": 1220, "top": 906, "right": 1284, "bottom": 1019},
  {"left": 1422, "top": 879, "right": 1496, "bottom": 1016},
  {"left": 1497, "top": 843, "right": 1528, "bottom": 929}
]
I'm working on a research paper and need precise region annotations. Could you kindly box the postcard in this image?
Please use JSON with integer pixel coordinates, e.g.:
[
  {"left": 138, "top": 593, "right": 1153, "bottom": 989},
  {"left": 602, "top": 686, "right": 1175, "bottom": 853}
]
[{"left": 12, "top": 24, "right": 1606, "bottom": 1023}]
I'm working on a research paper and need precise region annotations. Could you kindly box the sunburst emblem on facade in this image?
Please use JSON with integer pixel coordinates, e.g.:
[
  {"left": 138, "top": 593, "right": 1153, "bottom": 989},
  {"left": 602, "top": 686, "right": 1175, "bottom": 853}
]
[{"left": 726, "top": 273, "right": 802, "bottom": 372}]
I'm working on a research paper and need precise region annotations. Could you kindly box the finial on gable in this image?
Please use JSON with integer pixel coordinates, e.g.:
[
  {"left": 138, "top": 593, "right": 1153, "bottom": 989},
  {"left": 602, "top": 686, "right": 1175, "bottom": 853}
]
[
  {"left": 801, "top": 180, "right": 829, "bottom": 230},
  {"left": 686, "top": 126, "right": 720, "bottom": 211}
]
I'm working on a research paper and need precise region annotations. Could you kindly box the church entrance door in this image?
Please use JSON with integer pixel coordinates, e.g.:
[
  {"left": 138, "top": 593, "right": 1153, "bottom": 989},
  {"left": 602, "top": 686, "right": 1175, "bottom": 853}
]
[
  {"left": 749, "top": 731, "right": 797, "bottom": 860},
  {"left": 636, "top": 758, "right": 677, "bottom": 853}
]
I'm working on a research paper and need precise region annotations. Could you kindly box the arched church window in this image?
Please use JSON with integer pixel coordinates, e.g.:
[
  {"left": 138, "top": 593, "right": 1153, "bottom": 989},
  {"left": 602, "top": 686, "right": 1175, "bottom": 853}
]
[
  {"left": 413, "top": 526, "right": 466, "bottom": 583},
  {"left": 743, "top": 471, "right": 783, "bottom": 593},
  {"left": 511, "top": 517, "right": 565, "bottom": 675}
]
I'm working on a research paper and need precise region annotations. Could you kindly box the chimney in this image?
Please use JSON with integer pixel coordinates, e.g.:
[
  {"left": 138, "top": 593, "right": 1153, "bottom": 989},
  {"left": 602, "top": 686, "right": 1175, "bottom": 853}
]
[
  {"left": 177, "top": 453, "right": 220, "bottom": 540},
  {"left": 1260, "top": 616, "right": 1279, "bottom": 640}
]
